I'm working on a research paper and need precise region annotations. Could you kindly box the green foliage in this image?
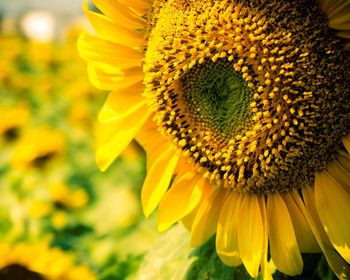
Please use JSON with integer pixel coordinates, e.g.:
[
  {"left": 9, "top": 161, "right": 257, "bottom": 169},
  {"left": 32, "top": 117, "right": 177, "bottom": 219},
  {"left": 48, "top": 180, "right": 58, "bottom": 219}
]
[
  {"left": 98, "top": 254, "right": 144, "bottom": 280},
  {"left": 135, "top": 224, "right": 337, "bottom": 280}
]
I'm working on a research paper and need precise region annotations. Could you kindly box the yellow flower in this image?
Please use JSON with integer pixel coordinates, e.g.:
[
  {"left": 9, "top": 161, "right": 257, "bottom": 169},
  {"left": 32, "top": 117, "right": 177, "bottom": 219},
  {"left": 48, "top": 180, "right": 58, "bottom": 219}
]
[
  {"left": 0, "top": 240, "right": 96, "bottom": 280},
  {"left": 79, "top": 0, "right": 350, "bottom": 278},
  {"left": 0, "top": 105, "right": 29, "bottom": 143},
  {"left": 29, "top": 200, "right": 53, "bottom": 219},
  {"left": 49, "top": 182, "right": 89, "bottom": 209},
  {"left": 51, "top": 211, "right": 68, "bottom": 229},
  {"left": 11, "top": 127, "right": 65, "bottom": 169}
]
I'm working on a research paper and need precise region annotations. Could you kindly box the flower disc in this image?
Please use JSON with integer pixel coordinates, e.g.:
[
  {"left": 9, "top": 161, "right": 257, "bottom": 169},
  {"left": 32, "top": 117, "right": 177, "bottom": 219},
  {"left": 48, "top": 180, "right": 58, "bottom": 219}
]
[{"left": 144, "top": 0, "right": 350, "bottom": 193}]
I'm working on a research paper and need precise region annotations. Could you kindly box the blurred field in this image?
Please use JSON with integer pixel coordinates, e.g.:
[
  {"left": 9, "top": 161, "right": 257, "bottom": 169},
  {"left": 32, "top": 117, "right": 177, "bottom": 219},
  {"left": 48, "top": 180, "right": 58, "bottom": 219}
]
[{"left": 0, "top": 19, "right": 160, "bottom": 279}]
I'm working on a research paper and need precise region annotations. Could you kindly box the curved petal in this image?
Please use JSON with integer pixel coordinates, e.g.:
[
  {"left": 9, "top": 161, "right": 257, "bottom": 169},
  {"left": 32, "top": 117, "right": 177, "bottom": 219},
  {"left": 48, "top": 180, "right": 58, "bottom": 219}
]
[
  {"left": 216, "top": 191, "right": 242, "bottom": 267},
  {"left": 327, "top": 158, "right": 350, "bottom": 195},
  {"left": 315, "top": 171, "right": 350, "bottom": 263},
  {"left": 337, "top": 30, "right": 350, "bottom": 39},
  {"left": 343, "top": 135, "right": 350, "bottom": 155},
  {"left": 118, "top": 0, "right": 152, "bottom": 14},
  {"left": 96, "top": 104, "right": 150, "bottom": 171},
  {"left": 141, "top": 147, "right": 179, "bottom": 217},
  {"left": 338, "top": 154, "right": 350, "bottom": 171},
  {"left": 238, "top": 194, "right": 264, "bottom": 278},
  {"left": 87, "top": 64, "right": 143, "bottom": 91},
  {"left": 157, "top": 173, "right": 207, "bottom": 232},
  {"left": 267, "top": 193, "right": 303, "bottom": 276},
  {"left": 135, "top": 119, "right": 169, "bottom": 171},
  {"left": 190, "top": 187, "right": 228, "bottom": 247},
  {"left": 259, "top": 196, "right": 274, "bottom": 280},
  {"left": 329, "top": 12, "right": 350, "bottom": 31},
  {"left": 319, "top": 0, "right": 345, "bottom": 14},
  {"left": 282, "top": 191, "right": 320, "bottom": 253},
  {"left": 78, "top": 33, "right": 142, "bottom": 69},
  {"left": 182, "top": 203, "right": 200, "bottom": 231},
  {"left": 301, "top": 186, "right": 350, "bottom": 279},
  {"left": 83, "top": 2, "right": 144, "bottom": 47},
  {"left": 92, "top": 0, "right": 145, "bottom": 29},
  {"left": 98, "top": 82, "right": 145, "bottom": 123}
]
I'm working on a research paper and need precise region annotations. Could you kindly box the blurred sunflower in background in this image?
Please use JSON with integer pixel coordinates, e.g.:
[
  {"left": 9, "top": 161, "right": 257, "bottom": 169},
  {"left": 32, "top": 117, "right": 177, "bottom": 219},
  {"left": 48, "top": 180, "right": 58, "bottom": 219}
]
[
  {"left": 79, "top": 0, "right": 350, "bottom": 278},
  {"left": 11, "top": 127, "right": 66, "bottom": 170},
  {"left": 0, "top": 105, "right": 29, "bottom": 144},
  {"left": 0, "top": 240, "right": 96, "bottom": 280}
]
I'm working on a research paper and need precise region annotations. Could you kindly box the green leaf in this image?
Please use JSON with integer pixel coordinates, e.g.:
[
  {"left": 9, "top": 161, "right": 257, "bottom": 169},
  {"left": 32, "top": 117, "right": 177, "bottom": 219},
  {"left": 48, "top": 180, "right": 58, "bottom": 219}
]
[
  {"left": 98, "top": 254, "right": 144, "bottom": 280},
  {"left": 133, "top": 224, "right": 193, "bottom": 280}
]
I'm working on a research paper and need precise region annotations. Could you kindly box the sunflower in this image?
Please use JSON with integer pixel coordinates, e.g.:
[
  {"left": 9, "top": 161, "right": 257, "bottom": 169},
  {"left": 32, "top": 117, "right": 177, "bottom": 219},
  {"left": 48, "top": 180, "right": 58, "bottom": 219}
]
[
  {"left": 11, "top": 126, "right": 65, "bottom": 170},
  {"left": 0, "top": 105, "right": 29, "bottom": 143},
  {"left": 0, "top": 240, "right": 96, "bottom": 280},
  {"left": 79, "top": 0, "right": 350, "bottom": 278}
]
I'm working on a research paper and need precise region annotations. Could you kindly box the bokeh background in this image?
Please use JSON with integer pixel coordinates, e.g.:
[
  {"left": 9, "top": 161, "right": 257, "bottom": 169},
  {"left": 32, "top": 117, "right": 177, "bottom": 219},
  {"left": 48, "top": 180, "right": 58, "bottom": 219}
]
[{"left": 0, "top": 1, "right": 162, "bottom": 279}]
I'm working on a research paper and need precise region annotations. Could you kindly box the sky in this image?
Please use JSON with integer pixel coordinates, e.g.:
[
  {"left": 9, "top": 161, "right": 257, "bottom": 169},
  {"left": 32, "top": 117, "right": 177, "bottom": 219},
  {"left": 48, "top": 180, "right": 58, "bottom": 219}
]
[{"left": 0, "top": 0, "right": 84, "bottom": 17}]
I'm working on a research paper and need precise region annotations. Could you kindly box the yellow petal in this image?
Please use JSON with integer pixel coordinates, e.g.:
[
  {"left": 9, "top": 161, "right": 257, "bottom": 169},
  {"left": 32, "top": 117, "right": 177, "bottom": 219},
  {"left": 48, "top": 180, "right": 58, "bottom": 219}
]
[
  {"left": 238, "top": 194, "right": 264, "bottom": 278},
  {"left": 267, "top": 193, "right": 303, "bottom": 276},
  {"left": 315, "top": 171, "right": 350, "bottom": 263},
  {"left": 282, "top": 191, "right": 320, "bottom": 253},
  {"left": 78, "top": 33, "right": 142, "bottom": 69},
  {"left": 157, "top": 173, "right": 206, "bottom": 231},
  {"left": 96, "top": 105, "right": 149, "bottom": 171},
  {"left": 216, "top": 191, "right": 242, "bottom": 267},
  {"left": 337, "top": 30, "right": 350, "bottom": 39},
  {"left": 301, "top": 186, "right": 350, "bottom": 279},
  {"left": 343, "top": 134, "right": 350, "bottom": 155},
  {"left": 135, "top": 119, "right": 169, "bottom": 171},
  {"left": 329, "top": 12, "right": 350, "bottom": 30},
  {"left": 83, "top": 2, "right": 143, "bottom": 47},
  {"left": 190, "top": 188, "right": 227, "bottom": 247},
  {"left": 327, "top": 158, "right": 350, "bottom": 195},
  {"left": 182, "top": 204, "right": 200, "bottom": 231},
  {"left": 98, "top": 82, "right": 145, "bottom": 123},
  {"left": 141, "top": 148, "right": 179, "bottom": 217},
  {"left": 319, "top": 0, "right": 346, "bottom": 15},
  {"left": 118, "top": 0, "right": 151, "bottom": 14},
  {"left": 328, "top": 0, "right": 350, "bottom": 18},
  {"left": 92, "top": 0, "right": 145, "bottom": 29},
  {"left": 346, "top": 42, "right": 350, "bottom": 51},
  {"left": 259, "top": 196, "right": 274, "bottom": 280},
  {"left": 87, "top": 65, "right": 143, "bottom": 91},
  {"left": 338, "top": 154, "right": 350, "bottom": 171}
]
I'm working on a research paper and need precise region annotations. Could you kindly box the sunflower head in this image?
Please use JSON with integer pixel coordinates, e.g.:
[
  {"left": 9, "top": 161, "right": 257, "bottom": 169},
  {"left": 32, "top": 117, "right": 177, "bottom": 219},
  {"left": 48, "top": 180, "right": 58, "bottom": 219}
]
[{"left": 144, "top": 0, "right": 350, "bottom": 194}]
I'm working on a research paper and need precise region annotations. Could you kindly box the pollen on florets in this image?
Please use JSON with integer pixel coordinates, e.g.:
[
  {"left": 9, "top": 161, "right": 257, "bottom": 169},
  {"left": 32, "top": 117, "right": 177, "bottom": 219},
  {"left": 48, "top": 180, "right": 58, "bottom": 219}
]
[{"left": 143, "top": 0, "right": 350, "bottom": 194}]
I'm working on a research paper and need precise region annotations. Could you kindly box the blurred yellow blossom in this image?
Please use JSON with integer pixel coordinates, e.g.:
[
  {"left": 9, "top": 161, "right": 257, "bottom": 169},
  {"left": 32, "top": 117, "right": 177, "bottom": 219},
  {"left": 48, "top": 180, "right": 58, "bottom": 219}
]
[
  {"left": 11, "top": 127, "right": 65, "bottom": 169},
  {"left": 51, "top": 211, "right": 68, "bottom": 229},
  {"left": 0, "top": 240, "right": 96, "bottom": 280},
  {"left": 48, "top": 183, "right": 70, "bottom": 203},
  {"left": 0, "top": 105, "right": 30, "bottom": 143},
  {"left": 48, "top": 182, "right": 89, "bottom": 209},
  {"left": 67, "top": 188, "right": 89, "bottom": 209},
  {"left": 29, "top": 200, "right": 53, "bottom": 219}
]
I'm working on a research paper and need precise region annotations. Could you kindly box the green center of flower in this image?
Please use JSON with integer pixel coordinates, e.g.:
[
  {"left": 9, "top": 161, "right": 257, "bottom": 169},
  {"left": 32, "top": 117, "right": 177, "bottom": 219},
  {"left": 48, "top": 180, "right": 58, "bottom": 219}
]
[
  {"left": 181, "top": 59, "right": 251, "bottom": 138},
  {"left": 144, "top": 0, "right": 350, "bottom": 194}
]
